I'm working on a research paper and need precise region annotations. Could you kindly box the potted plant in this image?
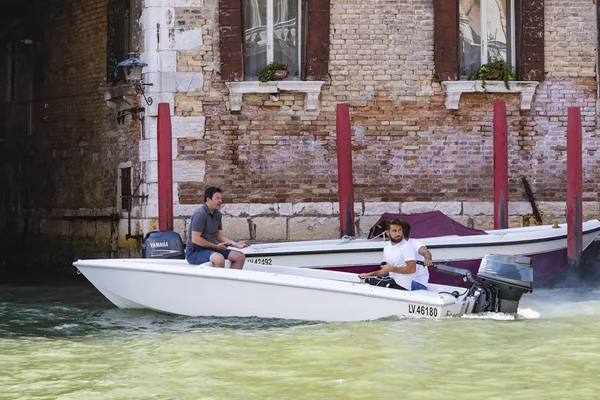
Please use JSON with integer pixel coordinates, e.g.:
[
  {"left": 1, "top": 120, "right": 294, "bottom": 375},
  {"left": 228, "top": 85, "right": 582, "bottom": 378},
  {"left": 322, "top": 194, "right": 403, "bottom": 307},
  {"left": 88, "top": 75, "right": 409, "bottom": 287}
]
[
  {"left": 259, "top": 61, "right": 289, "bottom": 83},
  {"left": 467, "top": 59, "right": 513, "bottom": 90}
]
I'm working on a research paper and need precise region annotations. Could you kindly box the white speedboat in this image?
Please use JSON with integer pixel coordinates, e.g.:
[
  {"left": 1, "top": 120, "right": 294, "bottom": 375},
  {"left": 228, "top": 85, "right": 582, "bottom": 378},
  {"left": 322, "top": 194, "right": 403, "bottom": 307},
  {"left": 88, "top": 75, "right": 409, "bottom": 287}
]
[{"left": 73, "top": 255, "right": 534, "bottom": 322}]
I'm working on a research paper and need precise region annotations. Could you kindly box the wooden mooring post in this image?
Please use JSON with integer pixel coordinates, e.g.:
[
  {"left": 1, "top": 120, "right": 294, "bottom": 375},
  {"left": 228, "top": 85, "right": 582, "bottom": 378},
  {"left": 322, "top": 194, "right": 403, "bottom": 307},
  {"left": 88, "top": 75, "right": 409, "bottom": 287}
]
[
  {"left": 157, "top": 103, "right": 174, "bottom": 231},
  {"left": 493, "top": 100, "right": 508, "bottom": 229},
  {"left": 567, "top": 107, "right": 583, "bottom": 276},
  {"left": 335, "top": 103, "right": 355, "bottom": 238}
]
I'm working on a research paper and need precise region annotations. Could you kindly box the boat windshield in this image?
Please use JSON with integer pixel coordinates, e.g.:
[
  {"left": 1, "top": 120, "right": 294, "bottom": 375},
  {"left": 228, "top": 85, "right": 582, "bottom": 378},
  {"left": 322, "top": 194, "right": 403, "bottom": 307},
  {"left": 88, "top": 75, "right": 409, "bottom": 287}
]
[{"left": 478, "top": 255, "right": 533, "bottom": 283}]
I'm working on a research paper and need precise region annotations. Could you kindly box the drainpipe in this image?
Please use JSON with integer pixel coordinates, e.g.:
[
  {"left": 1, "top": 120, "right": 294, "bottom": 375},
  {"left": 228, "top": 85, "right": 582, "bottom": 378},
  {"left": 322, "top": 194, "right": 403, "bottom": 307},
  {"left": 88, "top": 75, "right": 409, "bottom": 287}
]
[{"left": 335, "top": 103, "right": 355, "bottom": 237}]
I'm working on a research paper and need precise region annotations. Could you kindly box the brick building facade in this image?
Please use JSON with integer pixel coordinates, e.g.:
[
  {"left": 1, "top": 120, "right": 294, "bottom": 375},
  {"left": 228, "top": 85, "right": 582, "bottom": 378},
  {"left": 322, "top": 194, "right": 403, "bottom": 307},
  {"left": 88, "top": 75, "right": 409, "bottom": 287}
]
[
  {"left": 0, "top": 0, "right": 143, "bottom": 273},
  {"left": 1, "top": 0, "right": 599, "bottom": 274}
]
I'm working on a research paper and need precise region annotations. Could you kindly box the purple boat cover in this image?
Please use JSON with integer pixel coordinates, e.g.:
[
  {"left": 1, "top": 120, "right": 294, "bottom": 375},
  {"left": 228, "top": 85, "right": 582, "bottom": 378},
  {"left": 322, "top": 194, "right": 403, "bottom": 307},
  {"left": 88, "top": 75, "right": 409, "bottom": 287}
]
[{"left": 367, "top": 211, "right": 488, "bottom": 239}]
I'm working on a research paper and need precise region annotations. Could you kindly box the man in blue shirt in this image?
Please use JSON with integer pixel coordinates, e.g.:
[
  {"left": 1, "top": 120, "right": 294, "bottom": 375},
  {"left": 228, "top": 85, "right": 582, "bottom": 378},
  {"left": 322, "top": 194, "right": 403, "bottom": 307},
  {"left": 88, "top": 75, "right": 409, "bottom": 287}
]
[{"left": 185, "top": 187, "right": 249, "bottom": 269}]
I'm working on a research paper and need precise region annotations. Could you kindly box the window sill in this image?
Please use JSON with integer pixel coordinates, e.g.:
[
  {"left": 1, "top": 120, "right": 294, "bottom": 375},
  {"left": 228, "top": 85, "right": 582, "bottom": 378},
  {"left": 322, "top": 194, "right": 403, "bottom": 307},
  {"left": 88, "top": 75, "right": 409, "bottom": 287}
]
[
  {"left": 441, "top": 81, "right": 539, "bottom": 110},
  {"left": 225, "top": 81, "right": 325, "bottom": 111}
]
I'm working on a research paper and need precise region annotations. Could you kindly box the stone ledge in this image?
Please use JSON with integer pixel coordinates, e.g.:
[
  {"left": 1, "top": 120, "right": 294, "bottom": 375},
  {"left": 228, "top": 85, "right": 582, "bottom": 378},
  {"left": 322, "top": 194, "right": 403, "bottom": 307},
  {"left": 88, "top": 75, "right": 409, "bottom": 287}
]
[
  {"left": 441, "top": 81, "right": 539, "bottom": 110},
  {"left": 225, "top": 81, "right": 325, "bottom": 111}
]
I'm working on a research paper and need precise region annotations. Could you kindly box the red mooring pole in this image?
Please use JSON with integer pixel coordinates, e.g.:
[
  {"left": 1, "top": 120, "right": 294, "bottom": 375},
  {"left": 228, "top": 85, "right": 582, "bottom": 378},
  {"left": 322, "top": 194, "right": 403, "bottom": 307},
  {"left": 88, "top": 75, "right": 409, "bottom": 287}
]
[
  {"left": 336, "top": 103, "right": 355, "bottom": 237},
  {"left": 493, "top": 100, "right": 509, "bottom": 229},
  {"left": 567, "top": 107, "right": 583, "bottom": 273},
  {"left": 157, "top": 103, "right": 174, "bottom": 231}
]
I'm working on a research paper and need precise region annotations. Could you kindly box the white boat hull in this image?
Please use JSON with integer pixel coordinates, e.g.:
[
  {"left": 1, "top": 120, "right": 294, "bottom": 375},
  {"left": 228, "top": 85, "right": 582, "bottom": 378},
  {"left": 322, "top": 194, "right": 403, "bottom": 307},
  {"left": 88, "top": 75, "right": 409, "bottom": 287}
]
[{"left": 74, "top": 259, "right": 477, "bottom": 322}]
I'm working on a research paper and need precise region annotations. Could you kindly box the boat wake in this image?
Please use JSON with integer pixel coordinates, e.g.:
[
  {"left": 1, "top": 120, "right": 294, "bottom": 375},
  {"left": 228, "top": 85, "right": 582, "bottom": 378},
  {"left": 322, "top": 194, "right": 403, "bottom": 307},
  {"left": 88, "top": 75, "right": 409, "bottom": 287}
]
[
  {"left": 459, "top": 308, "right": 540, "bottom": 321},
  {"left": 461, "top": 286, "right": 600, "bottom": 321},
  {"left": 516, "top": 286, "right": 600, "bottom": 319},
  {"left": 516, "top": 308, "right": 541, "bottom": 319}
]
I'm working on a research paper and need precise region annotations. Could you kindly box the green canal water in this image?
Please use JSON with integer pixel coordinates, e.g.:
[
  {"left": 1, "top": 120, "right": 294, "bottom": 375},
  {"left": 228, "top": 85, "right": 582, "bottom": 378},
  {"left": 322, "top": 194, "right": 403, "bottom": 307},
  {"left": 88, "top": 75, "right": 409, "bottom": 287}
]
[{"left": 1, "top": 282, "right": 600, "bottom": 399}]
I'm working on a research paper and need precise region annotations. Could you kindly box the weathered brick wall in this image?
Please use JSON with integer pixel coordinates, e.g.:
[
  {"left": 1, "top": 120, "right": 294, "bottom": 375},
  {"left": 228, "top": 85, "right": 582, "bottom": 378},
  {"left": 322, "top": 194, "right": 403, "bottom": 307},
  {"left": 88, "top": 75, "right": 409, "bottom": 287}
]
[
  {"left": 532, "top": 0, "right": 598, "bottom": 200},
  {"left": 3, "top": 0, "right": 599, "bottom": 271},
  {"left": 144, "top": 0, "right": 599, "bottom": 243},
  {"left": 170, "top": 0, "right": 598, "bottom": 208},
  {"left": 0, "top": 0, "right": 143, "bottom": 265},
  {"left": 28, "top": 0, "right": 117, "bottom": 210}
]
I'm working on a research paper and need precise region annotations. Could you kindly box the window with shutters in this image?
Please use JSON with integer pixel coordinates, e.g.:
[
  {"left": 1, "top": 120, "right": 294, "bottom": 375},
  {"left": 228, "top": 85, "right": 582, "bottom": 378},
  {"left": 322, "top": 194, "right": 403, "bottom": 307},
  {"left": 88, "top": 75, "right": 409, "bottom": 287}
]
[
  {"left": 459, "top": 0, "right": 515, "bottom": 78},
  {"left": 219, "top": 0, "right": 328, "bottom": 111},
  {"left": 243, "top": 0, "right": 301, "bottom": 80},
  {"left": 107, "top": 0, "right": 132, "bottom": 82},
  {"left": 120, "top": 166, "right": 132, "bottom": 211},
  {"left": 435, "top": 0, "right": 544, "bottom": 110}
]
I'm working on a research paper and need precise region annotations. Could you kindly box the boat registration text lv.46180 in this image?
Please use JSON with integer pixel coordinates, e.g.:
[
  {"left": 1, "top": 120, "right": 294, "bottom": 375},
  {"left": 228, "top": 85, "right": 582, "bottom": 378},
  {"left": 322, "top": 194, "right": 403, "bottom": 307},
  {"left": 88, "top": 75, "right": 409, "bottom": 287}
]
[{"left": 408, "top": 304, "right": 438, "bottom": 317}]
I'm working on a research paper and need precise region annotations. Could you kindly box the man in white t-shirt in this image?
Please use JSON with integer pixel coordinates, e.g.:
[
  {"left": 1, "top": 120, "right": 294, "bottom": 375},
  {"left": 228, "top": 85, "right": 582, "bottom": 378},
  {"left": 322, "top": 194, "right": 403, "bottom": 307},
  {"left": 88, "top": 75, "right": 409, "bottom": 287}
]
[
  {"left": 359, "top": 218, "right": 423, "bottom": 291},
  {"left": 400, "top": 220, "right": 431, "bottom": 289}
]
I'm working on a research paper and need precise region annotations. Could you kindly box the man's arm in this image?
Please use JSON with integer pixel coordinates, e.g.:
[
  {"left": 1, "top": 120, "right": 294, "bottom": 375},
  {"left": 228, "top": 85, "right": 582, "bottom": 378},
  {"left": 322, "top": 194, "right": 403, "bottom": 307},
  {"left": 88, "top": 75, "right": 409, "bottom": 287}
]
[
  {"left": 360, "top": 259, "right": 417, "bottom": 279},
  {"left": 418, "top": 246, "right": 433, "bottom": 266},
  {"left": 382, "top": 260, "right": 417, "bottom": 275},
  {"left": 359, "top": 267, "right": 389, "bottom": 278},
  {"left": 216, "top": 231, "right": 250, "bottom": 249},
  {"left": 192, "top": 231, "right": 227, "bottom": 250}
]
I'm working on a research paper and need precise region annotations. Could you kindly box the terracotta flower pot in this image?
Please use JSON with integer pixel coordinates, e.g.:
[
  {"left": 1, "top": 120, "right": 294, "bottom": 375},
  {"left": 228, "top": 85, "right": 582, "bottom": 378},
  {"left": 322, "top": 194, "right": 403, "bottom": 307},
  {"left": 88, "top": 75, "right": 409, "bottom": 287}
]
[
  {"left": 272, "top": 70, "right": 288, "bottom": 80},
  {"left": 489, "top": 71, "right": 501, "bottom": 80}
]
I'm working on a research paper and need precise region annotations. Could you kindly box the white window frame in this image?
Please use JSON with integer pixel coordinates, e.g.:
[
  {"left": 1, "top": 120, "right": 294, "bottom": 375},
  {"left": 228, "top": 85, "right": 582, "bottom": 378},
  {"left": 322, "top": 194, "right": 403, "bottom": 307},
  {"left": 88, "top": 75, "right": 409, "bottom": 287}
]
[
  {"left": 260, "top": 0, "right": 302, "bottom": 73},
  {"left": 478, "top": 0, "right": 515, "bottom": 71}
]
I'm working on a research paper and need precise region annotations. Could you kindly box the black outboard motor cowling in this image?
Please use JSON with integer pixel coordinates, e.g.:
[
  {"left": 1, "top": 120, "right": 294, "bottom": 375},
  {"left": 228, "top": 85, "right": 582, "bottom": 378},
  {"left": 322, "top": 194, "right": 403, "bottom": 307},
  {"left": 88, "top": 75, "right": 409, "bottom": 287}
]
[
  {"left": 475, "top": 254, "right": 533, "bottom": 313},
  {"left": 142, "top": 231, "right": 185, "bottom": 259}
]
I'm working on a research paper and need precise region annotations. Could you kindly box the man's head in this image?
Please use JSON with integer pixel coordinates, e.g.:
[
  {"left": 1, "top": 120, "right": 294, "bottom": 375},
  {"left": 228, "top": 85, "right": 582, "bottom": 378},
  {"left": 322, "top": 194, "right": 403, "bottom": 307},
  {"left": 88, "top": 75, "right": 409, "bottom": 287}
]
[
  {"left": 204, "top": 186, "right": 223, "bottom": 211},
  {"left": 400, "top": 220, "right": 411, "bottom": 239},
  {"left": 386, "top": 218, "right": 404, "bottom": 244}
]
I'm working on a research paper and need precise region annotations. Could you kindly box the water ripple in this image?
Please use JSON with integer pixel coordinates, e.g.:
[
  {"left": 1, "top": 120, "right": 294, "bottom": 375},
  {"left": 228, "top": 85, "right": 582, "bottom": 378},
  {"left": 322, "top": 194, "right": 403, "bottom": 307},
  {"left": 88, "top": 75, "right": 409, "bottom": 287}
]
[
  {"left": 0, "top": 284, "right": 318, "bottom": 339},
  {"left": 2, "top": 284, "right": 600, "bottom": 399}
]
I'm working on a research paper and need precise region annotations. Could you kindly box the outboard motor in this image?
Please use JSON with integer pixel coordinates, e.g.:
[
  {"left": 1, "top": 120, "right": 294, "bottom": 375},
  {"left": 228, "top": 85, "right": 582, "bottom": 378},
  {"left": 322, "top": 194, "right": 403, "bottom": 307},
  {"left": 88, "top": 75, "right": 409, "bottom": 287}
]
[
  {"left": 142, "top": 231, "right": 185, "bottom": 259},
  {"left": 429, "top": 255, "right": 533, "bottom": 314},
  {"left": 474, "top": 254, "right": 533, "bottom": 313}
]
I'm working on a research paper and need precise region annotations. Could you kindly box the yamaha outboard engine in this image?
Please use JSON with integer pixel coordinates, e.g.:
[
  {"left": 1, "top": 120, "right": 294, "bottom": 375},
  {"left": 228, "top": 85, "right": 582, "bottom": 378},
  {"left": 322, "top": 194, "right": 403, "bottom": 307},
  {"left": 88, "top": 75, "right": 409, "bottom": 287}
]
[
  {"left": 473, "top": 254, "right": 533, "bottom": 313},
  {"left": 142, "top": 231, "right": 185, "bottom": 259},
  {"left": 430, "top": 255, "right": 533, "bottom": 314}
]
